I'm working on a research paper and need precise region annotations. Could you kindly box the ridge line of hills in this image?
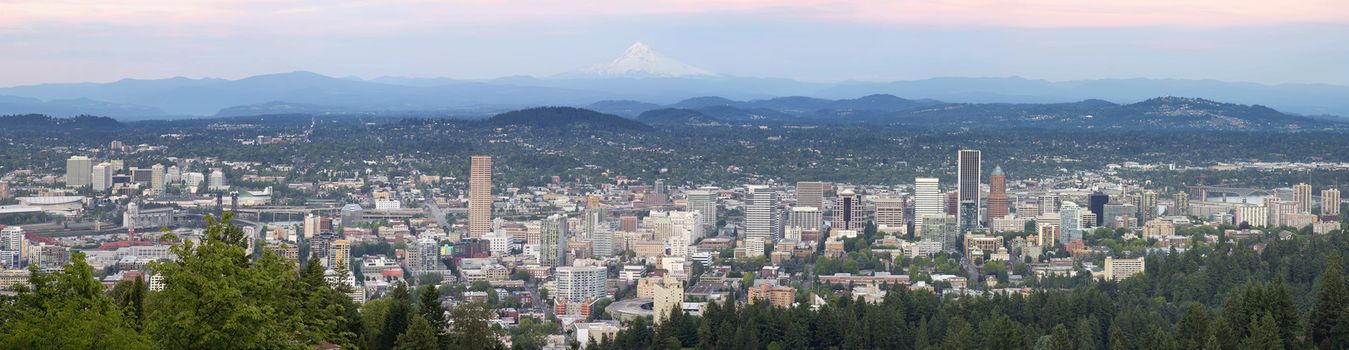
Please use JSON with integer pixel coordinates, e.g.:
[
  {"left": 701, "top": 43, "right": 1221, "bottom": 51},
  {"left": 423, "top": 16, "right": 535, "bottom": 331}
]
[
  {"left": 5, "top": 95, "right": 1340, "bottom": 132},
  {"left": 2, "top": 71, "right": 1349, "bottom": 119}
]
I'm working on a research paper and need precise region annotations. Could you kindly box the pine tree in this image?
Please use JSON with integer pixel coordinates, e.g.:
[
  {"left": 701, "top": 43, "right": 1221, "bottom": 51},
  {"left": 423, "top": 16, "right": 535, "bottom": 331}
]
[
  {"left": 941, "top": 317, "right": 975, "bottom": 350},
  {"left": 417, "top": 285, "right": 448, "bottom": 346},
  {"left": 379, "top": 283, "right": 413, "bottom": 350},
  {"left": 1239, "top": 312, "right": 1281, "bottom": 350},
  {"left": 1047, "top": 324, "right": 1072, "bottom": 350},
  {"left": 394, "top": 315, "right": 441, "bottom": 350},
  {"left": 1311, "top": 250, "right": 1348, "bottom": 348}
]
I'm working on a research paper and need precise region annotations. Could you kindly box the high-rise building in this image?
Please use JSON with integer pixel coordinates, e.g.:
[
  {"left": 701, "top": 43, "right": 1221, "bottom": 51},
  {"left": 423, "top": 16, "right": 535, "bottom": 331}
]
[
  {"left": 832, "top": 188, "right": 863, "bottom": 231},
  {"left": 91, "top": 162, "right": 112, "bottom": 192},
  {"left": 208, "top": 168, "right": 228, "bottom": 191},
  {"left": 1038, "top": 194, "right": 1060, "bottom": 216},
  {"left": 1137, "top": 190, "right": 1159, "bottom": 220},
  {"left": 1059, "top": 202, "right": 1083, "bottom": 244},
  {"left": 919, "top": 215, "right": 958, "bottom": 253},
  {"left": 987, "top": 166, "right": 1009, "bottom": 221},
  {"left": 1236, "top": 204, "right": 1268, "bottom": 228},
  {"left": 1172, "top": 191, "right": 1190, "bottom": 216},
  {"left": 795, "top": 181, "right": 825, "bottom": 210},
  {"left": 65, "top": 156, "right": 92, "bottom": 188},
  {"left": 304, "top": 213, "right": 321, "bottom": 239},
  {"left": 685, "top": 189, "right": 718, "bottom": 231},
  {"left": 407, "top": 238, "right": 440, "bottom": 274},
  {"left": 1323, "top": 188, "right": 1341, "bottom": 216},
  {"left": 555, "top": 266, "right": 607, "bottom": 302},
  {"left": 150, "top": 164, "right": 165, "bottom": 195},
  {"left": 652, "top": 275, "right": 683, "bottom": 325},
  {"left": 0, "top": 226, "right": 25, "bottom": 256},
  {"left": 591, "top": 229, "right": 613, "bottom": 257},
  {"left": 469, "top": 155, "right": 493, "bottom": 239},
  {"left": 540, "top": 214, "right": 568, "bottom": 266},
  {"left": 1293, "top": 183, "right": 1313, "bottom": 213},
  {"left": 746, "top": 186, "right": 779, "bottom": 241},
  {"left": 329, "top": 239, "right": 351, "bottom": 271},
  {"left": 957, "top": 149, "right": 981, "bottom": 232},
  {"left": 873, "top": 198, "right": 905, "bottom": 230},
  {"left": 788, "top": 206, "right": 823, "bottom": 231},
  {"left": 1088, "top": 191, "right": 1110, "bottom": 226},
  {"left": 913, "top": 178, "right": 944, "bottom": 232}
]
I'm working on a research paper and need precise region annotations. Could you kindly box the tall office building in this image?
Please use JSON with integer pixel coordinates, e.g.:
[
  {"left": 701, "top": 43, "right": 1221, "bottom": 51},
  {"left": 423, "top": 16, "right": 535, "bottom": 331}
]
[
  {"left": 540, "top": 214, "right": 568, "bottom": 266},
  {"left": 91, "top": 163, "right": 112, "bottom": 192},
  {"left": 796, "top": 181, "right": 825, "bottom": 210},
  {"left": 873, "top": 198, "right": 905, "bottom": 230},
  {"left": 469, "top": 155, "right": 493, "bottom": 239},
  {"left": 1173, "top": 191, "right": 1190, "bottom": 216},
  {"left": 65, "top": 156, "right": 92, "bottom": 188},
  {"left": 1293, "top": 183, "right": 1313, "bottom": 213},
  {"left": 746, "top": 186, "right": 779, "bottom": 242},
  {"left": 987, "top": 166, "right": 1009, "bottom": 221},
  {"left": 685, "top": 189, "right": 718, "bottom": 231},
  {"left": 1323, "top": 188, "right": 1341, "bottom": 216},
  {"left": 920, "top": 215, "right": 959, "bottom": 253},
  {"left": 957, "top": 150, "right": 981, "bottom": 232},
  {"left": 1088, "top": 191, "right": 1110, "bottom": 226},
  {"left": 788, "top": 206, "right": 823, "bottom": 231},
  {"left": 913, "top": 178, "right": 944, "bottom": 233},
  {"left": 150, "top": 164, "right": 166, "bottom": 195},
  {"left": 591, "top": 229, "right": 614, "bottom": 257},
  {"left": 652, "top": 275, "right": 684, "bottom": 325},
  {"left": 329, "top": 239, "right": 351, "bottom": 271},
  {"left": 1038, "top": 194, "right": 1060, "bottom": 216},
  {"left": 832, "top": 188, "right": 863, "bottom": 231}
]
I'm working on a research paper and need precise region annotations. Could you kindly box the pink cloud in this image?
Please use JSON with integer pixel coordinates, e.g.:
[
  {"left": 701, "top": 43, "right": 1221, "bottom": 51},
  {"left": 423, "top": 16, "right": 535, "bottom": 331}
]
[{"left": 1, "top": 0, "right": 1346, "bottom": 36}]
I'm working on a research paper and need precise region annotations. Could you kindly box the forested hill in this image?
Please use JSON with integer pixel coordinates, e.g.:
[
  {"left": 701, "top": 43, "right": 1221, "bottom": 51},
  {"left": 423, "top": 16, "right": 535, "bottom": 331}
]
[
  {"left": 587, "top": 95, "right": 1341, "bottom": 130},
  {"left": 484, "top": 106, "right": 652, "bottom": 131},
  {"left": 0, "top": 114, "right": 123, "bottom": 130}
]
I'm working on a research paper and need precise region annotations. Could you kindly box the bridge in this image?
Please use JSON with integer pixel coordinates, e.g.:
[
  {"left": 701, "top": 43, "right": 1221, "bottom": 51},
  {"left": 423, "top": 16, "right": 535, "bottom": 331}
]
[{"left": 1186, "top": 185, "right": 1274, "bottom": 202}]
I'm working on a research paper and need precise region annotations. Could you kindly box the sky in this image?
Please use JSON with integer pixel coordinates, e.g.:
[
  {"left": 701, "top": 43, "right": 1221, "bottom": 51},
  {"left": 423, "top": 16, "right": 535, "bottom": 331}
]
[{"left": 2, "top": 0, "right": 1348, "bottom": 86}]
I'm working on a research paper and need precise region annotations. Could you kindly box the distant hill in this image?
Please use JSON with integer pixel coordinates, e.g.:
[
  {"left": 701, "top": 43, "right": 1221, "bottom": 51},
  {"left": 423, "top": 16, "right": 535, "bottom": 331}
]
[
  {"left": 6, "top": 71, "right": 1349, "bottom": 118},
  {"left": 485, "top": 107, "right": 651, "bottom": 131},
  {"left": 0, "top": 114, "right": 124, "bottom": 130},
  {"left": 0, "top": 95, "right": 164, "bottom": 118},
  {"left": 634, "top": 108, "right": 726, "bottom": 126},
  {"left": 585, "top": 100, "right": 663, "bottom": 117}
]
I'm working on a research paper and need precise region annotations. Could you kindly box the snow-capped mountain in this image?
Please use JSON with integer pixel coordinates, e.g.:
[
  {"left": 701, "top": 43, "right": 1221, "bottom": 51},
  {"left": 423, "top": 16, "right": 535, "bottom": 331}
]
[{"left": 579, "top": 42, "right": 717, "bottom": 78}]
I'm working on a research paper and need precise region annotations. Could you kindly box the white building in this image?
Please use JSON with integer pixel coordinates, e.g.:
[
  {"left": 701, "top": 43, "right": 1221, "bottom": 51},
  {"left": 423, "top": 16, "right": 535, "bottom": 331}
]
[
  {"left": 913, "top": 178, "right": 944, "bottom": 232},
  {"left": 554, "top": 266, "right": 607, "bottom": 302}
]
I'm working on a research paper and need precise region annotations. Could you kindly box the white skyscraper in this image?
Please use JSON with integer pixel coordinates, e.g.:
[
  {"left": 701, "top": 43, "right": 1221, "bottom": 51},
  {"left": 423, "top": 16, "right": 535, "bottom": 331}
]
[
  {"left": 914, "top": 178, "right": 944, "bottom": 234},
  {"left": 745, "top": 186, "right": 778, "bottom": 242},
  {"left": 91, "top": 162, "right": 112, "bottom": 192}
]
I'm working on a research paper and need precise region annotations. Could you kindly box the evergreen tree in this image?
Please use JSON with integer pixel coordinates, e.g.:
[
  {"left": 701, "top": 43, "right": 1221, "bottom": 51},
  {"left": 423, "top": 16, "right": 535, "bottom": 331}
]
[
  {"left": 417, "top": 285, "right": 449, "bottom": 346},
  {"left": 379, "top": 283, "right": 414, "bottom": 350},
  {"left": 1239, "top": 312, "right": 1281, "bottom": 350},
  {"left": 395, "top": 315, "right": 441, "bottom": 350},
  {"left": 941, "top": 317, "right": 975, "bottom": 350},
  {"left": 1046, "top": 324, "right": 1072, "bottom": 350},
  {"left": 1310, "top": 250, "right": 1348, "bottom": 348}
]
